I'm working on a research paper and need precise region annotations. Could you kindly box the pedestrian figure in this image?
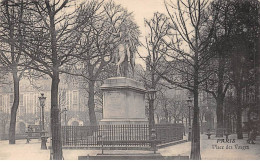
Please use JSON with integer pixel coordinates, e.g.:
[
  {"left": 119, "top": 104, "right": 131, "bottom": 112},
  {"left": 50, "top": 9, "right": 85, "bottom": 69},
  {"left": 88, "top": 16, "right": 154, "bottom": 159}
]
[{"left": 27, "top": 126, "right": 33, "bottom": 142}]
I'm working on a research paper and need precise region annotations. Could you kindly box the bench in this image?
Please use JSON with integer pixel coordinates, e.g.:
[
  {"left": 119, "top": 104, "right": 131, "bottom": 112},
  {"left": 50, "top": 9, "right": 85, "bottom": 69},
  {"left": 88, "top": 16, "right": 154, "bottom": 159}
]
[
  {"left": 26, "top": 131, "right": 47, "bottom": 144},
  {"left": 206, "top": 133, "right": 212, "bottom": 139},
  {"left": 97, "top": 140, "right": 161, "bottom": 154},
  {"left": 224, "top": 133, "right": 230, "bottom": 140}
]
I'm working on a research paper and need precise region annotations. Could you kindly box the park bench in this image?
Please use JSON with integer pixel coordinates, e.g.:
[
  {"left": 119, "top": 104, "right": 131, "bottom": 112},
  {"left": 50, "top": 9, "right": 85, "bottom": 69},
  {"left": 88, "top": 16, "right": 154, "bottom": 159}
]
[
  {"left": 26, "top": 131, "right": 48, "bottom": 144},
  {"left": 206, "top": 133, "right": 212, "bottom": 139},
  {"left": 205, "top": 129, "right": 214, "bottom": 139},
  {"left": 224, "top": 133, "right": 230, "bottom": 140},
  {"left": 97, "top": 140, "right": 162, "bottom": 155}
]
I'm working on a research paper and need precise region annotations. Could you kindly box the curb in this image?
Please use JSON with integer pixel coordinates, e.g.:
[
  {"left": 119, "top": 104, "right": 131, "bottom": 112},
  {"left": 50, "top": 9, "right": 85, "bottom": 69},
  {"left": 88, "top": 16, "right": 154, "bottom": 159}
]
[
  {"left": 50, "top": 139, "right": 188, "bottom": 150},
  {"left": 157, "top": 139, "right": 188, "bottom": 149}
]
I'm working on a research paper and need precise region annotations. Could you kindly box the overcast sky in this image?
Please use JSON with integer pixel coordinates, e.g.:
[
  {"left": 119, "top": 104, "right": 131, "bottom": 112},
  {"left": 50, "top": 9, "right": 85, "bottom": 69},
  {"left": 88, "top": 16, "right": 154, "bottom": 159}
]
[
  {"left": 115, "top": 0, "right": 168, "bottom": 66},
  {"left": 75, "top": 0, "right": 169, "bottom": 66}
]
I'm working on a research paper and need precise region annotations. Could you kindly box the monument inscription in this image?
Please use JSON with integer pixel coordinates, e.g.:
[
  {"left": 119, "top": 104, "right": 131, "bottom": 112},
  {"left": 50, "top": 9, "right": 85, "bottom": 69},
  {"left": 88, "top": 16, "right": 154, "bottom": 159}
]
[
  {"left": 104, "top": 91, "right": 126, "bottom": 118},
  {"left": 100, "top": 77, "right": 148, "bottom": 124}
]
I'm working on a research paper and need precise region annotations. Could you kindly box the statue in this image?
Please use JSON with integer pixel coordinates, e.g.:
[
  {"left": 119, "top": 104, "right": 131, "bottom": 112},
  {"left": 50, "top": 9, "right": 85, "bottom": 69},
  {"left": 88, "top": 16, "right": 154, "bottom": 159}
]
[{"left": 112, "top": 31, "right": 136, "bottom": 77}]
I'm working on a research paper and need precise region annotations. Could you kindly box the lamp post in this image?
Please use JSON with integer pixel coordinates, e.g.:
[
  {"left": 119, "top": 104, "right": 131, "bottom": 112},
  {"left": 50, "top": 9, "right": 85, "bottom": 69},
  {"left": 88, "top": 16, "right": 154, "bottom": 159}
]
[
  {"left": 187, "top": 96, "right": 192, "bottom": 141},
  {"left": 38, "top": 93, "right": 46, "bottom": 131},
  {"left": 147, "top": 89, "right": 157, "bottom": 138}
]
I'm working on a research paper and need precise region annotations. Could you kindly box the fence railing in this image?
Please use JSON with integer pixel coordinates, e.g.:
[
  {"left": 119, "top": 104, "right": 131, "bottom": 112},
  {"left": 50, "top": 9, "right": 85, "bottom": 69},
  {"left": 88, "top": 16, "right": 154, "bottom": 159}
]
[
  {"left": 0, "top": 134, "right": 28, "bottom": 140},
  {"left": 155, "top": 123, "right": 184, "bottom": 144},
  {"left": 61, "top": 124, "right": 184, "bottom": 147}
]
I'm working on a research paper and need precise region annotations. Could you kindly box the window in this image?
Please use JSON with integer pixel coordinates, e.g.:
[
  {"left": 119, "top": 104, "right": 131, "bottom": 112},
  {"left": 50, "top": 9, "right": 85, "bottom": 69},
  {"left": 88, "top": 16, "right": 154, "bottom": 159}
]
[
  {"left": 0, "top": 95, "right": 2, "bottom": 111},
  {"left": 19, "top": 94, "right": 24, "bottom": 106},
  {"left": 66, "top": 91, "right": 71, "bottom": 110},
  {"left": 59, "top": 90, "right": 66, "bottom": 107},
  {"left": 3, "top": 96, "right": 7, "bottom": 113},
  {"left": 10, "top": 94, "right": 13, "bottom": 104},
  {"left": 29, "top": 93, "right": 34, "bottom": 113},
  {"left": 25, "top": 93, "right": 33, "bottom": 113},
  {"left": 72, "top": 91, "right": 78, "bottom": 111},
  {"left": 73, "top": 91, "right": 78, "bottom": 105},
  {"left": 34, "top": 94, "right": 38, "bottom": 114}
]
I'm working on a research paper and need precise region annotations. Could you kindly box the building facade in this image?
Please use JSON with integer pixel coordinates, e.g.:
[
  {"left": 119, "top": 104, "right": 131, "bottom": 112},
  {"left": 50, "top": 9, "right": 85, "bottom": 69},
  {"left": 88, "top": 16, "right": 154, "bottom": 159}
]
[{"left": 0, "top": 75, "right": 98, "bottom": 139}]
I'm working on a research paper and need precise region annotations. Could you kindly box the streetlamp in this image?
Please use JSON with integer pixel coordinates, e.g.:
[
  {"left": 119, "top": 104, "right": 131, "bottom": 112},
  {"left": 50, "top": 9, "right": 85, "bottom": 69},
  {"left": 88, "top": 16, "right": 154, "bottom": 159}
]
[
  {"left": 38, "top": 93, "right": 46, "bottom": 131},
  {"left": 187, "top": 96, "right": 192, "bottom": 141},
  {"left": 147, "top": 89, "right": 157, "bottom": 138}
]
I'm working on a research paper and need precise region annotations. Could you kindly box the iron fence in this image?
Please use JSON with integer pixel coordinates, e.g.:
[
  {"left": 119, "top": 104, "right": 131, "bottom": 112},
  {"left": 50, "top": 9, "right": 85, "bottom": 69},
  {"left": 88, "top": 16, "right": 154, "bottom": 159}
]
[
  {"left": 61, "top": 123, "right": 184, "bottom": 147},
  {"left": 0, "top": 134, "right": 28, "bottom": 140},
  {"left": 155, "top": 123, "right": 184, "bottom": 143}
]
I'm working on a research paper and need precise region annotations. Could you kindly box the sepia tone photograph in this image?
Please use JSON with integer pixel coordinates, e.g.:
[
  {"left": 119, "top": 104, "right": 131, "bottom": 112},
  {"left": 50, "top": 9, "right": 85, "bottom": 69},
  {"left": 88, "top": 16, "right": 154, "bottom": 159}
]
[{"left": 0, "top": 0, "right": 259, "bottom": 160}]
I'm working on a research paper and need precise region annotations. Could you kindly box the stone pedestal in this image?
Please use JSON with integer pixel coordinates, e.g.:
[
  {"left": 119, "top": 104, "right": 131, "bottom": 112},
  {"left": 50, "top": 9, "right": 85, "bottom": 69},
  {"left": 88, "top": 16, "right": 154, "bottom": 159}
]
[{"left": 100, "top": 77, "right": 148, "bottom": 125}]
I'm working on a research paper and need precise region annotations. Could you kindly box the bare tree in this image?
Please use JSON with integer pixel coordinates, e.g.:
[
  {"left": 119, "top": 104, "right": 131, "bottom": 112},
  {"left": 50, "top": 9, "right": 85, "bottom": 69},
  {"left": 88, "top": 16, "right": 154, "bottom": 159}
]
[
  {"left": 162, "top": 0, "right": 219, "bottom": 159},
  {"left": 200, "top": 0, "right": 234, "bottom": 137},
  {"left": 0, "top": 0, "right": 32, "bottom": 144},
  {"left": 202, "top": 0, "right": 259, "bottom": 139},
  {"left": 205, "top": 0, "right": 259, "bottom": 139},
  {"left": 171, "top": 100, "right": 186, "bottom": 124},
  {"left": 229, "top": 0, "right": 259, "bottom": 139},
  {"left": 156, "top": 92, "right": 171, "bottom": 123},
  {"left": 157, "top": 94, "right": 184, "bottom": 124},
  {"left": 64, "top": 0, "right": 140, "bottom": 126},
  {"left": 0, "top": 0, "right": 92, "bottom": 159},
  {"left": 198, "top": 105, "right": 207, "bottom": 134},
  {"left": 140, "top": 12, "right": 171, "bottom": 134}
]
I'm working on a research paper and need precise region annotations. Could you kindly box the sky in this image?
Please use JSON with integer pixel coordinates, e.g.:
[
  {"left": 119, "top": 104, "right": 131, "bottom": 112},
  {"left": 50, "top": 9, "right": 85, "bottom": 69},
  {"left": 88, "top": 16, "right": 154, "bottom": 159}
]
[
  {"left": 63, "top": 0, "right": 170, "bottom": 67},
  {"left": 115, "top": 0, "right": 167, "bottom": 31},
  {"left": 114, "top": 0, "right": 168, "bottom": 66},
  {"left": 74, "top": 0, "right": 170, "bottom": 67}
]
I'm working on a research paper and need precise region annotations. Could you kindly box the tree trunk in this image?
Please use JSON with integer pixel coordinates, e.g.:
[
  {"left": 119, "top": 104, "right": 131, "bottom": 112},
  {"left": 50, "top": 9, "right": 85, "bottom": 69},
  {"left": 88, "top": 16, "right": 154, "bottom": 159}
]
[
  {"left": 232, "top": 117, "right": 236, "bottom": 133},
  {"left": 173, "top": 117, "right": 176, "bottom": 124},
  {"left": 51, "top": 72, "right": 63, "bottom": 159},
  {"left": 200, "top": 120, "right": 203, "bottom": 134},
  {"left": 216, "top": 95, "right": 224, "bottom": 137},
  {"left": 256, "top": 27, "right": 260, "bottom": 132},
  {"left": 164, "top": 109, "right": 168, "bottom": 123},
  {"left": 149, "top": 99, "right": 155, "bottom": 138},
  {"left": 190, "top": 86, "right": 201, "bottom": 159},
  {"left": 186, "top": 117, "right": 188, "bottom": 129},
  {"left": 9, "top": 71, "right": 19, "bottom": 144},
  {"left": 88, "top": 80, "right": 97, "bottom": 126},
  {"left": 49, "top": 12, "right": 62, "bottom": 159},
  {"left": 236, "top": 89, "right": 243, "bottom": 139},
  {"left": 215, "top": 52, "right": 226, "bottom": 137},
  {"left": 190, "top": 51, "right": 201, "bottom": 160},
  {"left": 8, "top": 3, "right": 19, "bottom": 144}
]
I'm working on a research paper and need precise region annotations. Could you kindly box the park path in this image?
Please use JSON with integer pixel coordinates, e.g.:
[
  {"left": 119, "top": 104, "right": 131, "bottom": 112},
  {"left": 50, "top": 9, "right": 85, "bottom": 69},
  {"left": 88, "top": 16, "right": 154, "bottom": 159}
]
[
  {"left": 0, "top": 134, "right": 259, "bottom": 160},
  {"left": 159, "top": 134, "right": 260, "bottom": 160}
]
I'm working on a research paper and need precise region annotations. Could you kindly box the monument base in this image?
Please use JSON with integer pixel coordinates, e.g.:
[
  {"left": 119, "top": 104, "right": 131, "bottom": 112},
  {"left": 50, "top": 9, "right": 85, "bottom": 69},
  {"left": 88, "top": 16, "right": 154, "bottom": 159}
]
[{"left": 100, "top": 77, "right": 148, "bottom": 125}]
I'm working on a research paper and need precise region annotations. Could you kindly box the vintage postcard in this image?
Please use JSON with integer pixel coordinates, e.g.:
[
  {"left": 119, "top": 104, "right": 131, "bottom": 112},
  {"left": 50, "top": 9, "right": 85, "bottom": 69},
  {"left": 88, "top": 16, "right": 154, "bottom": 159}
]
[{"left": 0, "top": 0, "right": 259, "bottom": 160}]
